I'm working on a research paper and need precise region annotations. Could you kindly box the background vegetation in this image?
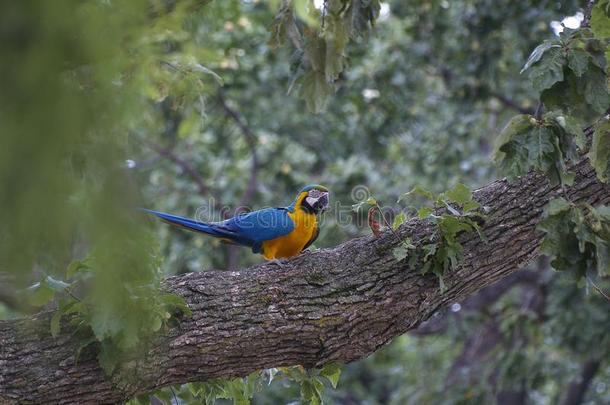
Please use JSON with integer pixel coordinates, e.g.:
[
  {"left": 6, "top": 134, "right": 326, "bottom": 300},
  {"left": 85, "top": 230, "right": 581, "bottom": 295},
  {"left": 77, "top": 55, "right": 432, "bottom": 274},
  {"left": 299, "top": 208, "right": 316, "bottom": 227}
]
[{"left": 0, "top": 0, "right": 609, "bottom": 404}]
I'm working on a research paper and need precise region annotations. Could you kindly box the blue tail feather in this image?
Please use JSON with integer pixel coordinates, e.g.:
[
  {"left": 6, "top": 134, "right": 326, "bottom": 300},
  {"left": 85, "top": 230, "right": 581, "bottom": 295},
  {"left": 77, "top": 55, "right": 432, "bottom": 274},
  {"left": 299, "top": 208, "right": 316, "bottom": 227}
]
[{"left": 140, "top": 208, "right": 241, "bottom": 242}]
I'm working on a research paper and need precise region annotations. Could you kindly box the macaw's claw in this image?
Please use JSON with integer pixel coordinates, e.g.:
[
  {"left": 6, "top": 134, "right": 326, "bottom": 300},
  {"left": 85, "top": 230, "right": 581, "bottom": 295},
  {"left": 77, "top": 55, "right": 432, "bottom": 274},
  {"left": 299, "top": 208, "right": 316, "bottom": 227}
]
[{"left": 268, "top": 258, "right": 287, "bottom": 268}]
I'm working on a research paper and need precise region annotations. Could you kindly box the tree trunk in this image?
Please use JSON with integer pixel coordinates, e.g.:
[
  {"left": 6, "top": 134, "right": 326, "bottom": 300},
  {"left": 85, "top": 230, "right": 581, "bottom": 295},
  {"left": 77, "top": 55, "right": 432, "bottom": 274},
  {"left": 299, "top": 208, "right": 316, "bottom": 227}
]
[{"left": 1, "top": 159, "right": 609, "bottom": 404}]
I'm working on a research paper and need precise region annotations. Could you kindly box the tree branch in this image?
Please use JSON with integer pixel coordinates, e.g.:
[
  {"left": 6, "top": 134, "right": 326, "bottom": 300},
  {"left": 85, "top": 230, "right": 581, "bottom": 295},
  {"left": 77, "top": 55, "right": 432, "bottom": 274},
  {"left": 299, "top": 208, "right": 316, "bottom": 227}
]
[
  {"left": 583, "top": 0, "right": 596, "bottom": 27},
  {"left": 560, "top": 358, "right": 601, "bottom": 405},
  {"left": 490, "top": 92, "right": 535, "bottom": 115},
  {"left": 136, "top": 136, "right": 211, "bottom": 197},
  {"left": 216, "top": 89, "right": 259, "bottom": 209},
  {"left": 1, "top": 157, "right": 609, "bottom": 404}
]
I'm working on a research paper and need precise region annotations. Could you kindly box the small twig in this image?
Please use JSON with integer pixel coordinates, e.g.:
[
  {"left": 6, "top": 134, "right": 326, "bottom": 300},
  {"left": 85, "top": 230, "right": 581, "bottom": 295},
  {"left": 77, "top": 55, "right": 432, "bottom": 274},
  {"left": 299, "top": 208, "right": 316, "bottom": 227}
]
[
  {"left": 554, "top": 165, "right": 574, "bottom": 203},
  {"left": 534, "top": 102, "right": 543, "bottom": 120},
  {"left": 321, "top": 0, "right": 328, "bottom": 29},
  {"left": 583, "top": 0, "right": 596, "bottom": 27},
  {"left": 170, "top": 386, "right": 178, "bottom": 405},
  {"left": 489, "top": 92, "right": 535, "bottom": 115},
  {"left": 133, "top": 135, "right": 211, "bottom": 197},
  {"left": 64, "top": 286, "right": 81, "bottom": 302},
  {"left": 217, "top": 90, "right": 259, "bottom": 209},
  {"left": 587, "top": 275, "right": 610, "bottom": 302},
  {"left": 375, "top": 203, "right": 400, "bottom": 239}
]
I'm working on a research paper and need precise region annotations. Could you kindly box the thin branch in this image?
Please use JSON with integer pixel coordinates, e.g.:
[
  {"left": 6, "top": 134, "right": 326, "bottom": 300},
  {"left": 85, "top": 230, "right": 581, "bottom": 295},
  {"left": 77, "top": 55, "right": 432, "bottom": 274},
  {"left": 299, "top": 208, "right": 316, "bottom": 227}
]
[
  {"left": 534, "top": 101, "right": 543, "bottom": 120},
  {"left": 134, "top": 136, "right": 210, "bottom": 197},
  {"left": 560, "top": 358, "right": 601, "bottom": 405},
  {"left": 583, "top": 0, "right": 596, "bottom": 27},
  {"left": 490, "top": 92, "right": 535, "bottom": 115},
  {"left": 217, "top": 89, "right": 259, "bottom": 209},
  {"left": 587, "top": 275, "right": 610, "bottom": 302}
]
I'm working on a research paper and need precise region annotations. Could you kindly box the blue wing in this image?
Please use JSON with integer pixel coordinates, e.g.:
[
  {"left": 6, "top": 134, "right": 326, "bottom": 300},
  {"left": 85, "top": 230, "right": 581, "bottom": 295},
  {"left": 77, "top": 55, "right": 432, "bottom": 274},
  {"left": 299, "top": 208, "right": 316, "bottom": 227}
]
[{"left": 141, "top": 207, "right": 294, "bottom": 253}]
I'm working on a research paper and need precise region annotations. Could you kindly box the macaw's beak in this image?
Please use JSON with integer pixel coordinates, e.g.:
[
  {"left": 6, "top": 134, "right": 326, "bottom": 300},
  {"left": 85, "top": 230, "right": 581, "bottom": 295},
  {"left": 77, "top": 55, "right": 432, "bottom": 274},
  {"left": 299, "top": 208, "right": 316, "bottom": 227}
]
[{"left": 308, "top": 191, "right": 330, "bottom": 213}]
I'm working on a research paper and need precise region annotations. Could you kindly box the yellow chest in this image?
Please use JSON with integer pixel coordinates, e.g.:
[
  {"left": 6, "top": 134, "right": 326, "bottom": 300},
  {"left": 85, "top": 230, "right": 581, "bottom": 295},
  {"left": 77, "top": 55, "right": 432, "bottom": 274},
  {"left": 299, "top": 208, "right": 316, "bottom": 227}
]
[{"left": 261, "top": 209, "right": 317, "bottom": 260}]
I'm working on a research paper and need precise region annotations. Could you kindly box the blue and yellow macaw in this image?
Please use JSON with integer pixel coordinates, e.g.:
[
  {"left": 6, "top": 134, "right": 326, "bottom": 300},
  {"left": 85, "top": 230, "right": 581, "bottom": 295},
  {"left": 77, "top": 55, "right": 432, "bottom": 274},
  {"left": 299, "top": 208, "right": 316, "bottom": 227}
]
[{"left": 143, "top": 185, "right": 329, "bottom": 260}]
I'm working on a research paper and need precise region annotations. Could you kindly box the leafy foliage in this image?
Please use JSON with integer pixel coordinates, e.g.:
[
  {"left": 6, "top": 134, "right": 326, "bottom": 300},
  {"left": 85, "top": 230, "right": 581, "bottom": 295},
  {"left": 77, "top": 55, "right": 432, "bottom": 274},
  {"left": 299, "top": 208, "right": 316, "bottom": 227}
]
[
  {"left": 0, "top": 0, "right": 197, "bottom": 376},
  {"left": 22, "top": 253, "right": 192, "bottom": 374},
  {"left": 591, "top": 0, "right": 610, "bottom": 40},
  {"left": 270, "top": 0, "right": 381, "bottom": 112},
  {"left": 127, "top": 364, "right": 342, "bottom": 405},
  {"left": 538, "top": 198, "right": 610, "bottom": 279},
  {"left": 493, "top": 111, "right": 585, "bottom": 185},
  {"left": 395, "top": 183, "right": 485, "bottom": 291},
  {"left": 590, "top": 118, "right": 610, "bottom": 182},
  {"left": 520, "top": 28, "right": 609, "bottom": 122}
]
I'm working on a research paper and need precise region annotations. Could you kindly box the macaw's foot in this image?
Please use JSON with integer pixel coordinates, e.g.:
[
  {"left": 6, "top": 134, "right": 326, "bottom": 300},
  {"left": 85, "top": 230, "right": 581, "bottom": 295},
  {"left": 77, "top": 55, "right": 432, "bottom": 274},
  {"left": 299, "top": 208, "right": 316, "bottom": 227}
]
[{"left": 267, "top": 258, "right": 287, "bottom": 268}]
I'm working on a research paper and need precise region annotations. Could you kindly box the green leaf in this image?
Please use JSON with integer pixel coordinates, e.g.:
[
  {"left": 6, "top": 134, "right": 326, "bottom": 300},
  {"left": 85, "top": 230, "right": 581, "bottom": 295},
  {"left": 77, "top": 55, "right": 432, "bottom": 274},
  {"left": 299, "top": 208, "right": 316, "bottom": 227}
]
[
  {"left": 365, "top": 197, "right": 378, "bottom": 206},
  {"left": 98, "top": 339, "right": 122, "bottom": 375},
  {"left": 293, "top": 70, "right": 333, "bottom": 113},
  {"left": 151, "top": 316, "right": 162, "bottom": 332},
  {"left": 494, "top": 112, "right": 582, "bottom": 185},
  {"left": 392, "top": 212, "right": 407, "bottom": 230},
  {"left": 520, "top": 40, "right": 555, "bottom": 73},
  {"left": 545, "top": 112, "right": 586, "bottom": 150},
  {"left": 90, "top": 306, "right": 124, "bottom": 341},
  {"left": 294, "top": 0, "right": 319, "bottom": 28},
  {"left": 268, "top": 2, "right": 302, "bottom": 50},
  {"left": 300, "top": 377, "right": 325, "bottom": 405},
  {"left": 393, "top": 239, "right": 415, "bottom": 262},
  {"left": 589, "top": 120, "right": 610, "bottom": 182},
  {"left": 596, "top": 239, "right": 610, "bottom": 276},
  {"left": 26, "top": 281, "right": 55, "bottom": 307},
  {"left": 352, "top": 196, "right": 377, "bottom": 213},
  {"left": 324, "top": 19, "right": 348, "bottom": 82},
  {"left": 50, "top": 310, "right": 62, "bottom": 338},
  {"left": 319, "top": 363, "right": 342, "bottom": 389},
  {"left": 545, "top": 197, "right": 571, "bottom": 216},
  {"left": 66, "top": 259, "right": 91, "bottom": 278},
  {"left": 582, "top": 65, "right": 610, "bottom": 114},
  {"left": 160, "top": 293, "right": 192, "bottom": 317},
  {"left": 525, "top": 46, "right": 565, "bottom": 92},
  {"left": 463, "top": 200, "right": 481, "bottom": 212},
  {"left": 567, "top": 48, "right": 591, "bottom": 77},
  {"left": 45, "top": 276, "right": 71, "bottom": 293},
  {"left": 444, "top": 183, "right": 472, "bottom": 205},
  {"left": 541, "top": 63, "right": 610, "bottom": 121},
  {"left": 591, "top": 1, "right": 610, "bottom": 39},
  {"left": 417, "top": 207, "right": 433, "bottom": 219},
  {"left": 399, "top": 185, "right": 435, "bottom": 203},
  {"left": 493, "top": 114, "right": 535, "bottom": 167},
  {"left": 528, "top": 126, "right": 555, "bottom": 173},
  {"left": 537, "top": 199, "right": 610, "bottom": 281},
  {"left": 439, "top": 215, "right": 473, "bottom": 237},
  {"left": 279, "top": 365, "right": 307, "bottom": 382}
]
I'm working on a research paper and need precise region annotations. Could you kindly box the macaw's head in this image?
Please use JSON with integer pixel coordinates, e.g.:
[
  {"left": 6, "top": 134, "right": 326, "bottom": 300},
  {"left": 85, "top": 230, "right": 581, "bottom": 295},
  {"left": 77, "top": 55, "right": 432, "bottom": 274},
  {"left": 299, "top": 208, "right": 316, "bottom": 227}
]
[{"left": 297, "top": 184, "right": 330, "bottom": 214}]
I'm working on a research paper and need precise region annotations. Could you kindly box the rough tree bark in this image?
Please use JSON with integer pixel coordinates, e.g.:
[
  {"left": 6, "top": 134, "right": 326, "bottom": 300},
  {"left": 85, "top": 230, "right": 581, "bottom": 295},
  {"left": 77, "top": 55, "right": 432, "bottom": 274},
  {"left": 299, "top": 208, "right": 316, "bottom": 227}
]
[{"left": 1, "top": 158, "right": 609, "bottom": 404}]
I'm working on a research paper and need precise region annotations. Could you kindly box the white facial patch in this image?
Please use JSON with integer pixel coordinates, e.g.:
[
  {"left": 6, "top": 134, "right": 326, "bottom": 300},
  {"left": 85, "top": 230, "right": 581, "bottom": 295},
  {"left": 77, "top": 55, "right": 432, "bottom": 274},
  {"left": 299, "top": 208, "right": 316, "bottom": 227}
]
[{"left": 306, "top": 196, "right": 319, "bottom": 207}]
